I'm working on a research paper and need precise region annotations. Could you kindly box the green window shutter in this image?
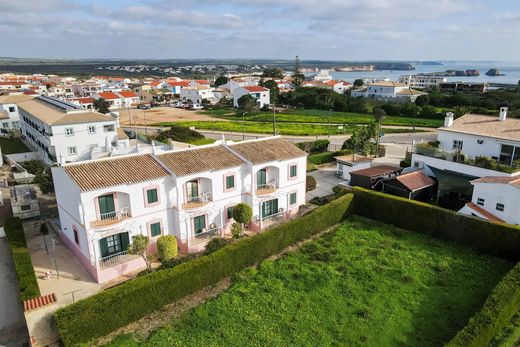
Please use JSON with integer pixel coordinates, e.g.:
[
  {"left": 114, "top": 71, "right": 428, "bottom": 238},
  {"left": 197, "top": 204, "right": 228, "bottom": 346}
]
[
  {"left": 290, "top": 192, "right": 297, "bottom": 205},
  {"left": 99, "top": 238, "right": 109, "bottom": 258},
  {"left": 226, "top": 175, "right": 235, "bottom": 189},
  {"left": 194, "top": 215, "right": 206, "bottom": 234},
  {"left": 290, "top": 165, "right": 297, "bottom": 177},
  {"left": 227, "top": 206, "right": 234, "bottom": 220},
  {"left": 120, "top": 232, "right": 130, "bottom": 251},
  {"left": 150, "top": 222, "right": 161, "bottom": 237},
  {"left": 147, "top": 189, "right": 158, "bottom": 204}
]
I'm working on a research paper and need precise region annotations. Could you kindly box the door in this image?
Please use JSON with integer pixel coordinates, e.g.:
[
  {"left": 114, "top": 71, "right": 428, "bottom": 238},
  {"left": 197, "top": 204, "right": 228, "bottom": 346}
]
[
  {"left": 99, "top": 232, "right": 129, "bottom": 258},
  {"left": 98, "top": 194, "right": 115, "bottom": 219},
  {"left": 261, "top": 199, "right": 278, "bottom": 218},
  {"left": 257, "top": 169, "right": 267, "bottom": 188},
  {"left": 186, "top": 180, "right": 199, "bottom": 201},
  {"left": 193, "top": 215, "right": 206, "bottom": 235}
]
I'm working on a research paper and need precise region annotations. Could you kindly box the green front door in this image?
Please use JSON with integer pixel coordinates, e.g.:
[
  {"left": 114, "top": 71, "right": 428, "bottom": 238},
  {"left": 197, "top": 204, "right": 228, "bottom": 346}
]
[
  {"left": 257, "top": 169, "right": 267, "bottom": 188},
  {"left": 98, "top": 194, "right": 115, "bottom": 218},
  {"left": 186, "top": 180, "right": 199, "bottom": 200},
  {"left": 99, "top": 232, "right": 129, "bottom": 258},
  {"left": 193, "top": 215, "right": 206, "bottom": 235},
  {"left": 261, "top": 199, "right": 278, "bottom": 218}
]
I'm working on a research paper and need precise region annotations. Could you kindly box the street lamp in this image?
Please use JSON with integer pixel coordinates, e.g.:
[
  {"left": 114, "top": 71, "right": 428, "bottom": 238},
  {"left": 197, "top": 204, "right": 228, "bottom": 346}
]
[{"left": 242, "top": 111, "right": 247, "bottom": 140}]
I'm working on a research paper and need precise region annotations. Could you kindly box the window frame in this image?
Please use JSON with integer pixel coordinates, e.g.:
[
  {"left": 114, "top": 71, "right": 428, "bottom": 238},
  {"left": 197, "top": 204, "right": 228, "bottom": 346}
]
[
  {"left": 88, "top": 125, "right": 96, "bottom": 134},
  {"left": 144, "top": 187, "right": 160, "bottom": 207},
  {"left": 289, "top": 191, "right": 297, "bottom": 206},
  {"left": 65, "top": 127, "right": 74, "bottom": 136},
  {"left": 224, "top": 173, "right": 235, "bottom": 191},
  {"left": 67, "top": 146, "right": 77, "bottom": 155},
  {"left": 496, "top": 203, "right": 505, "bottom": 212},
  {"left": 289, "top": 164, "right": 298, "bottom": 179},
  {"left": 476, "top": 197, "right": 485, "bottom": 206},
  {"left": 452, "top": 140, "right": 463, "bottom": 151},
  {"left": 149, "top": 221, "right": 162, "bottom": 237}
]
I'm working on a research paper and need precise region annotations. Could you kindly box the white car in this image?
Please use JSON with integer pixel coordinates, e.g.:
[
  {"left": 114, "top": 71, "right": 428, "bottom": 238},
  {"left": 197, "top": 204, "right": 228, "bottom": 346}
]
[{"left": 189, "top": 104, "right": 203, "bottom": 110}]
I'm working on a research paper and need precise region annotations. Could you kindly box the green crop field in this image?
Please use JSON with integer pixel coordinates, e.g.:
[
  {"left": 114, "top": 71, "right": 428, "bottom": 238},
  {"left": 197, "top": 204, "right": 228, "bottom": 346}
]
[
  {"left": 0, "top": 137, "right": 30, "bottom": 154},
  {"left": 108, "top": 217, "right": 512, "bottom": 347}
]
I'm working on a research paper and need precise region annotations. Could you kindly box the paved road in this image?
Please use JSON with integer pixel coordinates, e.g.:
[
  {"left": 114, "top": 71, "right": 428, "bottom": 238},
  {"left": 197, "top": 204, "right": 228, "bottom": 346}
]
[{"left": 0, "top": 237, "right": 30, "bottom": 347}]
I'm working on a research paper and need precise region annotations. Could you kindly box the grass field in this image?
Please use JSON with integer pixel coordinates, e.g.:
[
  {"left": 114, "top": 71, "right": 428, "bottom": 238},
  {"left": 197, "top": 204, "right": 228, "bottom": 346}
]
[
  {"left": 0, "top": 137, "right": 30, "bottom": 154},
  {"left": 203, "top": 108, "right": 444, "bottom": 128},
  {"left": 107, "top": 217, "right": 512, "bottom": 347},
  {"left": 159, "top": 121, "right": 422, "bottom": 136}
]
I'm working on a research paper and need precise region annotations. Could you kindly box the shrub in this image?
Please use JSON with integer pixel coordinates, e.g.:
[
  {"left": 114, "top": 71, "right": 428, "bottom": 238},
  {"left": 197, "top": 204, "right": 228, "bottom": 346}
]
[
  {"left": 447, "top": 262, "right": 520, "bottom": 347},
  {"left": 4, "top": 217, "right": 40, "bottom": 301},
  {"left": 158, "top": 254, "right": 199, "bottom": 270},
  {"left": 157, "top": 235, "right": 178, "bottom": 261},
  {"left": 296, "top": 139, "right": 330, "bottom": 154},
  {"left": 55, "top": 194, "right": 355, "bottom": 346},
  {"left": 232, "top": 203, "right": 252, "bottom": 225},
  {"left": 306, "top": 175, "right": 316, "bottom": 192},
  {"left": 308, "top": 149, "right": 353, "bottom": 165},
  {"left": 204, "top": 237, "right": 230, "bottom": 254},
  {"left": 352, "top": 187, "right": 520, "bottom": 261},
  {"left": 231, "top": 222, "right": 242, "bottom": 239},
  {"left": 154, "top": 125, "right": 206, "bottom": 144}
]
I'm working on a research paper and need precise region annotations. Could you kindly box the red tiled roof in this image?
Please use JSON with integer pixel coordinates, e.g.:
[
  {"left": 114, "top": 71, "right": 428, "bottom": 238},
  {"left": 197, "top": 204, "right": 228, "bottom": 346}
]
[
  {"left": 194, "top": 79, "right": 211, "bottom": 85},
  {"left": 471, "top": 176, "right": 520, "bottom": 188},
  {"left": 24, "top": 293, "right": 57, "bottom": 311},
  {"left": 167, "top": 81, "right": 190, "bottom": 87},
  {"left": 395, "top": 171, "right": 435, "bottom": 191},
  {"left": 118, "top": 90, "right": 137, "bottom": 98},
  {"left": 23, "top": 90, "right": 38, "bottom": 95},
  {"left": 74, "top": 97, "right": 95, "bottom": 104},
  {"left": 465, "top": 202, "right": 505, "bottom": 223},
  {"left": 150, "top": 81, "right": 162, "bottom": 87},
  {"left": 97, "top": 91, "right": 120, "bottom": 100},
  {"left": 243, "top": 86, "right": 268, "bottom": 92}
]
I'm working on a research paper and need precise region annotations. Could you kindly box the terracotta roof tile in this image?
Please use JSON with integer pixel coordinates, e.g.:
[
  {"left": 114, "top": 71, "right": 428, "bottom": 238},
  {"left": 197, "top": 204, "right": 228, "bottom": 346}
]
[
  {"left": 229, "top": 137, "right": 306, "bottom": 164},
  {"left": 471, "top": 176, "right": 520, "bottom": 188},
  {"left": 157, "top": 146, "right": 244, "bottom": 177},
  {"left": 63, "top": 154, "right": 170, "bottom": 191},
  {"left": 441, "top": 113, "right": 520, "bottom": 141},
  {"left": 350, "top": 165, "right": 401, "bottom": 178},
  {"left": 118, "top": 90, "right": 137, "bottom": 98},
  {"left": 97, "top": 91, "right": 120, "bottom": 100},
  {"left": 243, "top": 86, "right": 269, "bottom": 93},
  {"left": 465, "top": 202, "right": 505, "bottom": 223},
  {"left": 395, "top": 171, "right": 435, "bottom": 191}
]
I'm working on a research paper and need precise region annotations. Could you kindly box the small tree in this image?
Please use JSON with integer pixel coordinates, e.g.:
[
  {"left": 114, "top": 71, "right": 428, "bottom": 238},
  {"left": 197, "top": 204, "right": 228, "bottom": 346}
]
[
  {"left": 231, "top": 222, "right": 242, "bottom": 239},
  {"left": 214, "top": 75, "right": 228, "bottom": 87},
  {"left": 353, "top": 79, "right": 364, "bottom": 87},
  {"left": 415, "top": 94, "right": 430, "bottom": 107},
  {"left": 259, "top": 79, "right": 280, "bottom": 105},
  {"left": 306, "top": 175, "right": 317, "bottom": 192},
  {"left": 232, "top": 203, "right": 252, "bottom": 237},
  {"left": 157, "top": 235, "right": 178, "bottom": 261},
  {"left": 128, "top": 234, "right": 152, "bottom": 271},
  {"left": 237, "top": 94, "right": 258, "bottom": 113},
  {"left": 93, "top": 98, "right": 110, "bottom": 114}
]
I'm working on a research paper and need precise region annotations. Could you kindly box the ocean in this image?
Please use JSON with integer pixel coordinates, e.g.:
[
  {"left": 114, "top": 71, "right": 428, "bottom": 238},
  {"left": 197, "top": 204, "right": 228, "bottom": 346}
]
[{"left": 329, "top": 61, "right": 520, "bottom": 85}]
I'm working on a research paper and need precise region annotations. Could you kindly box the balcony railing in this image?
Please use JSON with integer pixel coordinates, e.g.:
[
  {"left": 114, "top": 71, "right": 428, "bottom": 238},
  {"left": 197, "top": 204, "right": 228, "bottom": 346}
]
[
  {"left": 97, "top": 250, "right": 139, "bottom": 269},
  {"left": 256, "top": 181, "right": 278, "bottom": 195},
  {"left": 191, "top": 226, "right": 221, "bottom": 246},
  {"left": 256, "top": 208, "right": 286, "bottom": 222},
  {"left": 182, "top": 192, "right": 212, "bottom": 209},
  {"left": 90, "top": 207, "right": 131, "bottom": 227}
]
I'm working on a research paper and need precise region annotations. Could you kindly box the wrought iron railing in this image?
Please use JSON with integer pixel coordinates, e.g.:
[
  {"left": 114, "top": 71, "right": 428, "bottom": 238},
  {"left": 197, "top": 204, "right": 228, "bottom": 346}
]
[
  {"left": 97, "top": 250, "right": 139, "bottom": 269},
  {"left": 91, "top": 207, "right": 130, "bottom": 227}
]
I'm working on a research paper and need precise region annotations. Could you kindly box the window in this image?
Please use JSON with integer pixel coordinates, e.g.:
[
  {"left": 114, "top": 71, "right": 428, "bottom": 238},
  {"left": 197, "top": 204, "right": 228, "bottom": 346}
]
[
  {"left": 73, "top": 227, "right": 80, "bottom": 245},
  {"left": 289, "top": 192, "right": 297, "bottom": 205},
  {"left": 67, "top": 146, "right": 77, "bottom": 155},
  {"left": 499, "top": 144, "right": 520, "bottom": 166},
  {"left": 289, "top": 164, "right": 297, "bottom": 178},
  {"left": 88, "top": 125, "right": 96, "bottom": 134},
  {"left": 452, "top": 140, "right": 463, "bottom": 151},
  {"left": 226, "top": 206, "right": 234, "bottom": 220},
  {"left": 477, "top": 198, "right": 485, "bottom": 206},
  {"left": 8, "top": 106, "right": 15, "bottom": 113},
  {"left": 496, "top": 203, "right": 505, "bottom": 212},
  {"left": 65, "top": 128, "right": 74, "bottom": 136},
  {"left": 150, "top": 222, "right": 161, "bottom": 237},
  {"left": 11, "top": 121, "right": 19, "bottom": 128},
  {"left": 103, "top": 124, "right": 115, "bottom": 132},
  {"left": 193, "top": 215, "right": 206, "bottom": 234},
  {"left": 225, "top": 175, "right": 235, "bottom": 190},
  {"left": 146, "top": 188, "right": 158, "bottom": 204},
  {"left": 99, "top": 233, "right": 130, "bottom": 258},
  {"left": 261, "top": 199, "right": 279, "bottom": 218},
  {"left": 20, "top": 205, "right": 31, "bottom": 211}
]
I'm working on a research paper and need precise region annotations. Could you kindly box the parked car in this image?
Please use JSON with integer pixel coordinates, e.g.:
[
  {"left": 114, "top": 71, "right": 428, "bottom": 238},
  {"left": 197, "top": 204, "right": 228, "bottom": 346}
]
[
  {"left": 123, "top": 129, "right": 137, "bottom": 139},
  {"left": 137, "top": 104, "right": 150, "bottom": 110},
  {"left": 189, "top": 104, "right": 204, "bottom": 110}
]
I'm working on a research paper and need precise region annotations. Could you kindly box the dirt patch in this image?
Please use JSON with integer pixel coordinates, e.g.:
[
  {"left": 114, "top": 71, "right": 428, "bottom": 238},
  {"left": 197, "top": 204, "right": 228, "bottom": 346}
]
[{"left": 118, "top": 107, "right": 224, "bottom": 126}]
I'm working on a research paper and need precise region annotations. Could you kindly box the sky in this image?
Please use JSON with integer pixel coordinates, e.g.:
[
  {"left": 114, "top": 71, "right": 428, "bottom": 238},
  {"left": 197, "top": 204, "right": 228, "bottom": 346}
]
[{"left": 1, "top": 0, "right": 520, "bottom": 61}]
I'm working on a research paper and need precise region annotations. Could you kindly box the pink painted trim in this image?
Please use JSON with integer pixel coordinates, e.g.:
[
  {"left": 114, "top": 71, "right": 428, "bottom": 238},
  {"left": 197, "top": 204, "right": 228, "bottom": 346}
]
[
  {"left": 287, "top": 162, "right": 298, "bottom": 181},
  {"left": 184, "top": 178, "right": 200, "bottom": 203},
  {"left": 223, "top": 172, "right": 236, "bottom": 193},
  {"left": 143, "top": 184, "right": 161, "bottom": 208},
  {"left": 147, "top": 218, "right": 163, "bottom": 239},
  {"left": 224, "top": 203, "right": 236, "bottom": 222},
  {"left": 58, "top": 229, "right": 98, "bottom": 282},
  {"left": 191, "top": 212, "right": 208, "bottom": 238},
  {"left": 94, "top": 192, "right": 120, "bottom": 220}
]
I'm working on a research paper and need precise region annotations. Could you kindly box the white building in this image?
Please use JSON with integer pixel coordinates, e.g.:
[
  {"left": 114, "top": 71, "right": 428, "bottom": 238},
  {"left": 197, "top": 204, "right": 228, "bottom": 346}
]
[
  {"left": 398, "top": 75, "right": 448, "bottom": 89},
  {"left": 94, "top": 91, "right": 123, "bottom": 109},
  {"left": 180, "top": 86, "right": 214, "bottom": 104},
  {"left": 351, "top": 81, "right": 427, "bottom": 102},
  {"left": 0, "top": 94, "right": 34, "bottom": 132},
  {"left": 459, "top": 176, "right": 520, "bottom": 225},
  {"left": 335, "top": 154, "right": 373, "bottom": 181},
  {"left": 233, "top": 86, "right": 270, "bottom": 108},
  {"left": 45, "top": 86, "right": 75, "bottom": 100},
  {"left": 52, "top": 136, "right": 307, "bottom": 283},
  {"left": 10, "top": 185, "right": 40, "bottom": 219},
  {"left": 117, "top": 90, "right": 139, "bottom": 108},
  {"left": 18, "top": 96, "right": 125, "bottom": 164},
  {"left": 73, "top": 83, "right": 102, "bottom": 97},
  {"left": 221, "top": 77, "right": 258, "bottom": 92}
]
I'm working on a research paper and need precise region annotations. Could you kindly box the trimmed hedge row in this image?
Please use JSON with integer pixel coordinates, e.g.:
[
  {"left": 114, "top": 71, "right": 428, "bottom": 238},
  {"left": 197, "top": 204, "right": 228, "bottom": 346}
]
[
  {"left": 55, "top": 194, "right": 355, "bottom": 346},
  {"left": 447, "top": 262, "right": 520, "bottom": 347},
  {"left": 4, "top": 217, "right": 40, "bottom": 301},
  {"left": 352, "top": 187, "right": 520, "bottom": 261}
]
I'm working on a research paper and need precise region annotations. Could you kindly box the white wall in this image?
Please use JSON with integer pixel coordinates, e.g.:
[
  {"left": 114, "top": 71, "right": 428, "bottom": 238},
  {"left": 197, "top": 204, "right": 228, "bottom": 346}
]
[
  {"left": 469, "top": 182, "right": 520, "bottom": 225},
  {"left": 437, "top": 130, "right": 507, "bottom": 159},
  {"left": 232, "top": 88, "right": 270, "bottom": 108}
]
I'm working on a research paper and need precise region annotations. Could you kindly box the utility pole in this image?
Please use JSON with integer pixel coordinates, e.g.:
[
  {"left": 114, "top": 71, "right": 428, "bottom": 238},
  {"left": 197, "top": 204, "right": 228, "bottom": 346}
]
[
  {"left": 272, "top": 105, "right": 276, "bottom": 136},
  {"left": 143, "top": 108, "right": 148, "bottom": 136}
]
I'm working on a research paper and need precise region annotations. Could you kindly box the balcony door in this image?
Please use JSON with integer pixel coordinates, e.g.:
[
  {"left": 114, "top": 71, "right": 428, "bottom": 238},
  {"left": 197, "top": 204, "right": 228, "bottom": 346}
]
[
  {"left": 193, "top": 215, "right": 206, "bottom": 235},
  {"left": 99, "top": 232, "right": 129, "bottom": 258},
  {"left": 186, "top": 180, "right": 199, "bottom": 201},
  {"left": 257, "top": 169, "right": 267, "bottom": 188},
  {"left": 98, "top": 194, "right": 115, "bottom": 219},
  {"left": 261, "top": 199, "right": 278, "bottom": 218}
]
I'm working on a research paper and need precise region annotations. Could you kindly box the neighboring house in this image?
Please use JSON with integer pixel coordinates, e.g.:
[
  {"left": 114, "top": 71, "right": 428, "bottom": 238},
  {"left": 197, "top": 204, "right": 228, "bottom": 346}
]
[
  {"left": 233, "top": 86, "right": 270, "bottom": 108},
  {"left": 117, "top": 90, "right": 139, "bottom": 108},
  {"left": 351, "top": 81, "right": 427, "bottom": 102},
  {"left": 349, "top": 165, "right": 402, "bottom": 189},
  {"left": 71, "top": 97, "right": 95, "bottom": 109},
  {"left": 335, "top": 154, "right": 373, "bottom": 181},
  {"left": 189, "top": 79, "right": 211, "bottom": 88},
  {"left": 439, "top": 82, "right": 488, "bottom": 93},
  {"left": 221, "top": 77, "right": 258, "bottom": 92},
  {"left": 180, "top": 86, "right": 214, "bottom": 104},
  {"left": 0, "top": 94, "right": 34, "bottom": 132},
  {"left": 165, "top": 80, "right": 190, "bottom": 95},
  {"left": 18, "top": 96, "right": 122, "bottom": 164},
  {"left": 73, "top": 83, "right": 102, "bottom": 97},
  {"left": 398, "top": 75, "right": 447, "bottom": 89},
  {"left": 458, "top": 176, "right": 519, "bottom": 224},
  {"left": 51, "top": 136, "right": 307, "bottom": 283},
  {"left": 380, "top": 170, "right": 436, "bottom": 201},
  {"left": 45, "top": 86, "right": 75, "bottom": 100},
  {"left": 95, "top": 91, "right": 122, "bottom": 109}
]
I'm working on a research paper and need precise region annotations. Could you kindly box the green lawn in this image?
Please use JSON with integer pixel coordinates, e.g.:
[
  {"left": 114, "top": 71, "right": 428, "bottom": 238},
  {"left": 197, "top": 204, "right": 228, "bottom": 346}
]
[
  {"left": 205, "top": 108, "right": 443, "bottom": 128},
  {"left": 158, "top": 121, "right": 421, "bottom": 136},
  {"left": 0, "top": 137, "right": 30, "bottom": 154},
  {"left": 107, "top": 217, "right": 512, "bottom": 347}
]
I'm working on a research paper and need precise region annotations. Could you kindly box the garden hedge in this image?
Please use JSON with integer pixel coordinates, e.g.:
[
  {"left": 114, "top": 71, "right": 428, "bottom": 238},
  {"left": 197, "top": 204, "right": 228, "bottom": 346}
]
[
  {"left": 55, "top": 194, "right": 355, "bottom": 346},
  {"left": 447, "top": 262, "right": 520, "bottom": 347},
  {"left": 352, "top": 187, "right": 520, "bottom": 261},
  {"left": 4, "top": 217, "right": 40, "bottom": 301}
]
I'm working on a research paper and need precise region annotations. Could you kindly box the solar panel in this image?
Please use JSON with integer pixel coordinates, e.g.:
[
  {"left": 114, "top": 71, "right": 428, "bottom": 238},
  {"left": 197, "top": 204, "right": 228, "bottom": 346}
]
[{"left": 37, "top": 95, "right": 82, "bottom": 111}]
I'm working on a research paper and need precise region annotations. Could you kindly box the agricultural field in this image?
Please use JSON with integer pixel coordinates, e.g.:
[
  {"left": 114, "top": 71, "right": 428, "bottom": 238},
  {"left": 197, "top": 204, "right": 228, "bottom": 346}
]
[
  {"left": 0, "top": 137, "right": 30, "bottom": 154},
  {"left": 107, "top": 217, "right": 513, "bottom": 347}
]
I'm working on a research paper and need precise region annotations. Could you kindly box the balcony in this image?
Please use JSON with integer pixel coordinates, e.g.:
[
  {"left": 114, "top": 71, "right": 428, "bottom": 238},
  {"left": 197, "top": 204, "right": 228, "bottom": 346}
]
[
  {"left": 182, "top": 192, "right": 212, "bottom": 209},
  {"left": 256, "top": 181, "right": 278, "bottom": 195},
  {"left": 190, "top": 225, "right": 221, "bottom": 247},
  {"left": 90, "top": 207, "right": 131, "bottom": 227},
  {"left": 97, "top": 250, "right": 139, "bottom": 269}
]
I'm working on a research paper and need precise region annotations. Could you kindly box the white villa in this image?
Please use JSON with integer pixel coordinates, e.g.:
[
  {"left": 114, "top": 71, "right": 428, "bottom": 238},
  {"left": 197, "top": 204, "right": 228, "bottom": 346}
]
[
  {"left": 52, "top": 136, "right": 307, "bottom": 283},
  {"left": 180, "top": 86, "right": 215, "bottom": 104},
  {"left": 233, "top": 86, "right": 270, "bottom": 108},
  {"left": 18, "top": 96, "right": 128, "bottom": 164},
  {"left": 351, "top": 81, "right": 427, "bottom": 102},
  {"left": 398, "top": 75, "right": 448, "bottom": 89}
]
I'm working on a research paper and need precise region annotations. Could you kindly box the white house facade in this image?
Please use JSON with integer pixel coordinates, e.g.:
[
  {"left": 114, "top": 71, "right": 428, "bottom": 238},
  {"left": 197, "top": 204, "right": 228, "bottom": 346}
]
[
  {"left": 351, "top": 81, "right": 427, "bottom": 102},
  {"left": 180, "top": 86, "right": 214, "bottom": 104},
  {"left": 52, "top": 137, "right": 307, "bottom": 283},
  {"left": 0, "top": 94, "right": 34, "bottom": 132},
  {"left": 398, "top": 75, "right": 448, "bottom": 89},
  {"left": 233, "top": 86, "right": 270, "bottom": 108}
]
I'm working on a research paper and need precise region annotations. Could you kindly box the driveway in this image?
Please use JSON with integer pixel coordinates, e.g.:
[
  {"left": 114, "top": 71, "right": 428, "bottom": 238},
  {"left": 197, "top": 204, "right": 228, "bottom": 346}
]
[
  {"left": 0, "top": 237, "right": 30, "bottom": 347},
  {"left": 306, "top": 164, "right": 345, "bottom": 201}
]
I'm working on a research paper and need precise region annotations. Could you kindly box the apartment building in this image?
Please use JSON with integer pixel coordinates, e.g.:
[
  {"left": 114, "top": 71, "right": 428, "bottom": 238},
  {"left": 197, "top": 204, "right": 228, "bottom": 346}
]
[
  {"left": 17, "top": 96, "right": 123, "bottom": 164},
  {"left": 51, "top": 137, "right": 307, "bottom": 283},
  {"left": 73, "top": 83, "right": 102, "bottom": 97},
  {"left": 0, "top": 94, "right": 34, "bottom": 132},
  {"left": 398, "top": 75, "right": 447, "bottom": 89},
  {"left": 233, "top": 86, "right": 270, "bottom": 108}
]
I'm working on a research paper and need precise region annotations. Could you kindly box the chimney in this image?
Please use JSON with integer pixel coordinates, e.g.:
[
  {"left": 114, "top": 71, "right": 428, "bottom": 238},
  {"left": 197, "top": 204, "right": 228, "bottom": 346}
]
[
  {"left": 444, "top": 112, "right": 454, "bottom": 127},
  {"left": 499, "top": 107, "right": 508, "bottom": 121}
]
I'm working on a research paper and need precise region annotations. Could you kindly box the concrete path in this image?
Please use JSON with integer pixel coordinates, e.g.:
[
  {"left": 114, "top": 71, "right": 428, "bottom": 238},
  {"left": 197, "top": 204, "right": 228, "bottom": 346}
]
[{"left": 306, "top": 165, "right": 345, "bottom": 201}]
